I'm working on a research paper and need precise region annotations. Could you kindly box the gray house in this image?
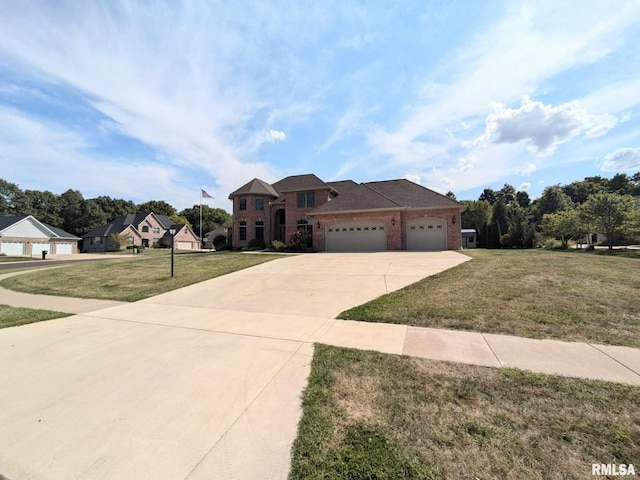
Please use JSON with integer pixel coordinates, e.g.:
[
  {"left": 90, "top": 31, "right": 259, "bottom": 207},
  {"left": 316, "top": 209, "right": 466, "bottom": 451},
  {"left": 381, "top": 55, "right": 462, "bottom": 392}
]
[{"left": 461, "top": 229, "right": 477, "bottom": 249}]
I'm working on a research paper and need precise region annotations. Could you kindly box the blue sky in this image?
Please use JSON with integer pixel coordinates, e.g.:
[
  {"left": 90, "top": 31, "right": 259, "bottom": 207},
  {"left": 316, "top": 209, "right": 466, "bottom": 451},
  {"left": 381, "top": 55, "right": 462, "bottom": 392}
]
[{"left": 1, "top": 1, "right": 639, "bottom": 212}]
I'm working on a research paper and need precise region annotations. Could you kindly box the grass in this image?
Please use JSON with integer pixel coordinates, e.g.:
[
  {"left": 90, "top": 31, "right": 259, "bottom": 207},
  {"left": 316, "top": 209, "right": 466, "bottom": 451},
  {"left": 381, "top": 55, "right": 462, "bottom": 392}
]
[
  {"left": 290, "top": 344, "right": 640, "bottom": 480},
  {"left": 0, "top": 304, "right": 70, "bottom": 329},
  {"left": 0, "top": 251, "right": 286, "bottom": 302},
  {"left": 0, "top": 256, "right": 39, "bottom": 262},
  {"left": 340, "top": 249, "right": 640, "bottom": 347}
]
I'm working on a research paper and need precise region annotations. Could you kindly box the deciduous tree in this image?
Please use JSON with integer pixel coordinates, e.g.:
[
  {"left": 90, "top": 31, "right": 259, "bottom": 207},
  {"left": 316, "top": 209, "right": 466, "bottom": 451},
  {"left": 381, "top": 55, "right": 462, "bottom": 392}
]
[{"left": 580, "top": 192, "right": 635, "bottom": 250}]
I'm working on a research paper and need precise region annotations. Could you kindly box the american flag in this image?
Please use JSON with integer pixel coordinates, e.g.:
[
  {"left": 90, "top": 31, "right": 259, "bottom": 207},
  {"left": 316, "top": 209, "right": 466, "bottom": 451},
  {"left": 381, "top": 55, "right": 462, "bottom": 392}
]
[{"left": 201, "top": 189, "right": 214, "bottom": 199}]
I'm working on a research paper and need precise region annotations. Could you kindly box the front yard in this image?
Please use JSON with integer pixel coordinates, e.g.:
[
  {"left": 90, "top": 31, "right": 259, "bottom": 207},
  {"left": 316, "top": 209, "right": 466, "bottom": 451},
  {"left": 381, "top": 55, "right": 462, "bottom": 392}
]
[
  {"left": 0, "top": 251, "right": 286, "bottom": 302},
  {"left": 340, "top": 249, "right": 640, "bottom": 347},
  {"left": 290, "top": 344, "right": 640, "bottom": 479},
  {"left": 0, "top": 304, "right": 70, "bottom": 329}
]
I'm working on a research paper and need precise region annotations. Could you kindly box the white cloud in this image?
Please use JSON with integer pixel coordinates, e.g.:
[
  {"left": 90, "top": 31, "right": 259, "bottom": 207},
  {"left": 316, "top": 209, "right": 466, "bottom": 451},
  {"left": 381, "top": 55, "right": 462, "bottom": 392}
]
[
  {"left": 268, "top": 130, "right": 287, "bottom": 142},
  {"left": 520, "top": 163, "right": 537, "bottom": 176},
  {"left": 601, "top": 148, "right": 640, "bottom": 172},
  {"left": 475, "top": 98, "right": 617, "bottom": 155},
  {"left": 403, "top": 174, "right": 421, "bottom": 184},
  {"left": 518, "top": 182, "right": 532, "bottom": 191}
]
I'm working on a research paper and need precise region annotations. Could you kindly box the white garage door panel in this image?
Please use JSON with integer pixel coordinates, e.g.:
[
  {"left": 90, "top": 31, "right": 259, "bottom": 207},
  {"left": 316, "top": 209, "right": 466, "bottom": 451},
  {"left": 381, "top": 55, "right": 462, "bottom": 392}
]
[
  {"left": 32, "top": 242, "right": 51, "bottom": 254},
  {"left": 326, "top": 222, "right": 387, "bottom": 252},
  {"left": 56, "top": 243, "right": 74, "bottom": 254},
  {"left": 407, "top": 218, "right": 446, "bottom": 251},
  {"left": 0, "top": 241, "right": 26, "bottom": 255},
  {"left": 176, "top": 241, "right": 193, "bottom": 250}
]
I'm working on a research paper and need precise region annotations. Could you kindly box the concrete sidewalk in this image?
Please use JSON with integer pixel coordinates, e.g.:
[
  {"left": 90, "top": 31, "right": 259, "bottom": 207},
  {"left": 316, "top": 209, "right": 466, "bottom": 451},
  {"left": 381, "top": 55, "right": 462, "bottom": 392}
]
[{"left": 0, "top": 269, "right": 126, "bottom": 314}]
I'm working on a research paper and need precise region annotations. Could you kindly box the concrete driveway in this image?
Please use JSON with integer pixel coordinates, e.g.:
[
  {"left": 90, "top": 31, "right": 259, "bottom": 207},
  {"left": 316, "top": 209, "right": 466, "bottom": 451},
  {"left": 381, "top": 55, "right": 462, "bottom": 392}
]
[{"left": 0, "top": 251, "right": 468, "bottom": 480}]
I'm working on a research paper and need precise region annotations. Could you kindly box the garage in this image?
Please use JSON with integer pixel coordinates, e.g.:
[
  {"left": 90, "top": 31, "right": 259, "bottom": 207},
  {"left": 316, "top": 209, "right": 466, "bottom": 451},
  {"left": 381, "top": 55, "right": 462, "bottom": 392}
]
[
  {"left": 0, "top": 241, "right": 26, "bottom": 256},
  {"left": 55, "top": 243, "right": 74, "bottom": 254},
  {"left": 407, "top": 218, "right": 446, "bottom": 251},
  {"left": 326, "top": 221, "right": 387, "bottom": 252},
  {"left": 176, "top": 241, "right": 193, "bottom": 250},
  {"left": 32, "top": 242, "right": 51, "bottom": 256}
]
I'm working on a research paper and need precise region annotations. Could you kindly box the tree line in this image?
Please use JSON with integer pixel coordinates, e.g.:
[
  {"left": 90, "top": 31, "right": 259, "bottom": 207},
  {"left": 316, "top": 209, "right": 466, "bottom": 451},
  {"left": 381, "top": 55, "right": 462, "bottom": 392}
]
[
  {"left": 0, "top": 179, "right": 231, "bottom": 237},
  {"left": 458, "top": 172, "right": 640, "bottom": 250}
]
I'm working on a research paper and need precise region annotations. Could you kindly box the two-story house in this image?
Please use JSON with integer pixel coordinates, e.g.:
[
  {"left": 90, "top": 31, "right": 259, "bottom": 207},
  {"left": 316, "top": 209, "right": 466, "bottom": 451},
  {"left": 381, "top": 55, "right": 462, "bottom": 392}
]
[{"left": 228, "top": 174, "right": 464, "bottom": 251}]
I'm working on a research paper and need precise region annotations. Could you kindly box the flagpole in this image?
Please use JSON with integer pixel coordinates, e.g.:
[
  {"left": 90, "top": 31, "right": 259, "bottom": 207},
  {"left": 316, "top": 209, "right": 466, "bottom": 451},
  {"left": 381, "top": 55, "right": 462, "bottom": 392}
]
[{"left": 199, "top": 188, "right": 203, "bottom": 250}]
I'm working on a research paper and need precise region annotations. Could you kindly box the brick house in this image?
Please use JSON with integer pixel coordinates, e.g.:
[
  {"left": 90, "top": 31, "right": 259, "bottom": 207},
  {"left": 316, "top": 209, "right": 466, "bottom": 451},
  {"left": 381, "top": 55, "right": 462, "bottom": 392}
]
[
  {"left": 82, "top": 212, "right": 199, "bottom": 252},
  {"left": 0, "top": 214, "right": 80, "bottom": 256},
  {"left": 228, "top": 174, "right": 464, "bottom": 251}
]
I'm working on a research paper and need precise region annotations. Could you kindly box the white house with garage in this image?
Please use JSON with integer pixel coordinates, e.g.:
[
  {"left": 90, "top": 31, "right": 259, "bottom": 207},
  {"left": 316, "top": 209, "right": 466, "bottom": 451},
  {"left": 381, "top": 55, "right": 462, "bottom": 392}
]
[{"left": 0, "top": 215, "right": 80, "bottom": 256}]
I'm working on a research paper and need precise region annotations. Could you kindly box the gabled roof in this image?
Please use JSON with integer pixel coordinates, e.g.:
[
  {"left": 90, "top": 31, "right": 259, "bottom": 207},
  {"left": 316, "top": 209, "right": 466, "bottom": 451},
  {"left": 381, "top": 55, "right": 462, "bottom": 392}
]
[
  {"left": 83, "top": 212, "right": 170, "bottom": 238},
  {"left": 228, "top": 178, "right": 279, "bottom": 198},
  {"left": 309, "top": 179, "right": 462, "bottom": 214},
  {"left": 271, "top": 174, "right": 330, "bottom": 193},
  {"left": 0, "top": 214, "right": 80, "bottom": 239}
]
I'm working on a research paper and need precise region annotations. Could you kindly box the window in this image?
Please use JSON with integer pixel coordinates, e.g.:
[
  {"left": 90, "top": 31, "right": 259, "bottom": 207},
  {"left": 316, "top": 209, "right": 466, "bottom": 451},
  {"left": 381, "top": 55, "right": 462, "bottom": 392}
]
[
  {"left": 239, "top": 198, "right": 247, "bottom": 211},
  {"left": 239, "top": 221, "right": 247, "bottom": 241},
  {"left": 152, "top": 227, "right": 160, "bottom": 234},
  {"left": 297, "top": 191, "right": 315, "bottom": 208},
  {"left": 255, "top": 221, "right": 264, "bottom": 241},
  {"left": 142, "top": 226, "right": 149, "bottom": 232},
  {"left": 128, "top": 237, "right": 134, "bottom": 245},
  {"left": 255, "top": 197, "right": 264, "bottom": 210}
]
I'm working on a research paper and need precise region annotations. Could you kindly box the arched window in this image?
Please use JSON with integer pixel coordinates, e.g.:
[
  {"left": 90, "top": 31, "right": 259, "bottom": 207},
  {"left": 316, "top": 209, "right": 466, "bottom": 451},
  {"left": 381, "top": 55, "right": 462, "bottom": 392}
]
[{"left": 142, "top": 226, "right": 149, "bottom": 232}]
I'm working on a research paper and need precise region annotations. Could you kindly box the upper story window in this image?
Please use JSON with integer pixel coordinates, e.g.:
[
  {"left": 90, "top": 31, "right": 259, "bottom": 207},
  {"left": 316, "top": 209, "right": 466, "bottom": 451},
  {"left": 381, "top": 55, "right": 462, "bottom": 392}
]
[
  {"left": 255, "top": 197, "right": 265, "bottom": 210},
  {"left": 239, "top": 198, "right": 247, "bottom": 210},
  {"left": 141, "top": 226, "right": 149, "bottom": 233},
  {"left": 297, "top": 191, "right": 315, "bottom": 208},
  {"left": 152, "top": 227, "right": 160, "bottom": 234}
]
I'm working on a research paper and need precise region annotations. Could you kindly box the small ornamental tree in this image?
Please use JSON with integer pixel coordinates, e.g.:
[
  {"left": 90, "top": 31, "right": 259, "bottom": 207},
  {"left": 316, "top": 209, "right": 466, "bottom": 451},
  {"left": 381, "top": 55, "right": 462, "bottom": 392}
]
[
  {"left": 540, "top": 210, "right": 586, "bottom": 249},
  {"left": 580, "top": 192, "right": 635, "bottom": 250},
  {"left": 108, "top": 233, "right": 131, "bottom": 251}
]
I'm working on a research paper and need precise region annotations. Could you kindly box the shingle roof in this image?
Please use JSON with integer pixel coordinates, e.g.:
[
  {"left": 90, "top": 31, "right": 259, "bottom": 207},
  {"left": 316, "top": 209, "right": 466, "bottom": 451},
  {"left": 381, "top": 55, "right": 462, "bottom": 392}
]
[
  {"left": 327, "top": 180, "right": 359, "bottom": 195},
  {"left": 271, "top": 174, "right": 330, "bottom": 193},
  {"left": 228, "top": 178, "right": 279, "bottom": 198},
  {"left": 82, "top": 212, "right": 168, "bottom": 238},
  {"left": 0, "top": 214, "right": 79, "bottom": 239},
  {"left": 309, "top": 179, "right": 461, "bottom": 214}
]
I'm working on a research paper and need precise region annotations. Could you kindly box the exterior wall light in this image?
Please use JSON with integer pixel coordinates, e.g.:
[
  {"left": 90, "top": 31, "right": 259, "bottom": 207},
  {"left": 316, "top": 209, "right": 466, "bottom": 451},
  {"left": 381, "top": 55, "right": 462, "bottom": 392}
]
[
  {"left": 391, "top": 218, "right": 396, "bottom": 226},
  {"left": 452, "top": 215, "right": 456, "bottom": 224},
  {"left": 317, "top": 221, "right": 321, "bottom": 230}
]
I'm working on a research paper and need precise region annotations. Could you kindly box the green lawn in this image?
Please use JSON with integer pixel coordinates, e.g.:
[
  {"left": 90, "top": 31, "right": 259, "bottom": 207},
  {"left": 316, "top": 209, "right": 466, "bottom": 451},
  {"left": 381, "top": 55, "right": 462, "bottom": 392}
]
[
  {"left": 0, "top": 251, "right": 286, "bottom": 302},
  {"left": 0, "top": 256, "right": 39, "bottom": 263},
  {"left": 290, "top": 344, "right": 640, "bottom": 480},
  {"left": 0, "top": 304, "right": 70, "bottom": 329},
  {"left": 340, "top": 249, "right": 640, "bottom": 347}
]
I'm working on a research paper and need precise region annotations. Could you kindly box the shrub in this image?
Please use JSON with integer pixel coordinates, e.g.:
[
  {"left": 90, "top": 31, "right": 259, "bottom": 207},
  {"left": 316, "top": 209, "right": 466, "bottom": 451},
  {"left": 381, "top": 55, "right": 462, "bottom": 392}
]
[
  {"left": 289, "top": 229, "right": 312, "bottom": 250},
  {"left": 271, "top": 240, "right": 286, "bottom": 252},
  {"left": 499, "top": 233, "right": 511, "bottom": 247},
  {"left": 212, "top": 234, "right": 227, "bottom": 249},
  {"left": 247, "top": 238, "right": 266, "bottom": 249},
  {"left": 543, "top": 238, "right": 562, "bottom": 249}
]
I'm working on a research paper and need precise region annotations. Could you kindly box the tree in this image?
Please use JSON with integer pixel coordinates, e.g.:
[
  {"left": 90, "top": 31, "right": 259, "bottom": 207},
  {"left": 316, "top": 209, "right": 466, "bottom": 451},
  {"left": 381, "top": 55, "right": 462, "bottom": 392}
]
[
  {"left": 478, "top": 188, "right": 497, "bottom": 204},
  {"left": 169, "top": 213, "right": 191, "bottom": 226},
  {"left": 179, "top": 205, "right": 232, "bottom": 235},
  {"left": 445, "top": 191, "right": 457, "bottom": 200},
  {"left": 137, "top": 200, "right": 177, "bottom": 217},
  {"left": 460, "top": 200, "right": 491, "bottom": 247},
  {"left": 21, "top": 190, "right": 62, "bottom": 227},
  {"left": 515, "top": 191, "right": 531, "bottom": 208},
  {"left": 108, "top": 233, "right": 131, "bottom": 251},
  {"left": 507, "top": 205, "right": 536, "bottom": 248},
  {"left": 0, "top": 179, "right": 22, "bottom": 214},
  {"left": 92, "top": 196, "right": 136, "bottom": 220},
  {"left": 497, "top": 184, "right": 516, "bottom": 205},
  {"left": 580, "top": 192, "right": 635, "bottom": 250},
  {"left": 562, "top": 177, "right": 608, "bottom": 204},
  {"left": 533, "top": 186, "right": 574, "bottom": 224},
  {"left": 540, "top": 210, "right": 587, "bottom": 249}
]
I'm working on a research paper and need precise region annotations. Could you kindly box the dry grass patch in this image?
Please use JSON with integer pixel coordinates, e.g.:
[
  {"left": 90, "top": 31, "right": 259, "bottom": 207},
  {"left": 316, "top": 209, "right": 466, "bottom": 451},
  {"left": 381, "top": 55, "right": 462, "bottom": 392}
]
[
  {"left": 340, "top": 249, "right": 640, "bottom": 347},
  {"left": 289, "top": 344, "right": 640, "bottom": 479},
  {"left": 0, "top": 252, "right": 286, "bottom": 302}
]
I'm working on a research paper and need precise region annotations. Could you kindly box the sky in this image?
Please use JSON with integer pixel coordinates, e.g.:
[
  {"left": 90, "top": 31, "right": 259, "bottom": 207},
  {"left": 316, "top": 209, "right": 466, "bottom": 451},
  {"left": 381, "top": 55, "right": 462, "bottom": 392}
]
[{"left": 1, "top": 1, "right": 639, "bottom": 212}]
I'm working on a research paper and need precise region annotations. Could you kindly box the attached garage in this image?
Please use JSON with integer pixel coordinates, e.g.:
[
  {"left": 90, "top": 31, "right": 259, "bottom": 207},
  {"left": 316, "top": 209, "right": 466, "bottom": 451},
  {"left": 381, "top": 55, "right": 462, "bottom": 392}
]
[
  {"left": 31, "top": 242, "right": 51, "bottom": 255},
  {"left": 55, "top": 243, "right": 75, "bottom": 254},
  {"left": 407, "top": 218, "right": 447, "bottom": 251},
  {"left": 326, "top": 221, "right": 387, "bottom": 252},
  {"left": 176, "top": 241, "right": 193, "bottom": 250},
  {"left": 0, "top": 241, "right": 26, "bottom": 256}
]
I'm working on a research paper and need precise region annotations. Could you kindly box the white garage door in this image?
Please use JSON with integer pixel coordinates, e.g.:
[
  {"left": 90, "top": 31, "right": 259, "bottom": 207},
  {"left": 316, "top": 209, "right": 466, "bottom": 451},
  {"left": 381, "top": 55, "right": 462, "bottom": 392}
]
[
  {"left": 176, "top": 241, "right": 193, "bottom": 250},
  {"left": 56, "top": 243, "right": 74, "bottom": 254},
  {"left": 32, "top": 242, "right": 51, "bottom": 255},
  {"left": 407, "top": 218, "right": 447, "bottom": 251},
  {"left": 326, "top": 221, "right": 387, "bottom": 252},
  {"left": 0, "top": 241, "right": 26, "bottom": 256}
]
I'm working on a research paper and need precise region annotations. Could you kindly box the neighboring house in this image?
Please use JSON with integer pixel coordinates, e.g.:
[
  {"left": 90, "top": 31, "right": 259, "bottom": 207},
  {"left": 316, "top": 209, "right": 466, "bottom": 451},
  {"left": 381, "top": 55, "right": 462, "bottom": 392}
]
[
  {"left": 82, "top": 212, "right": 199, "bottom": 252},
  {"left": 159, "top": 223, "right": 200, "bottom": 250},
  {"left": 461, "top": 229, "right": 477, "bottom": 249},
  {"left": 0, "top": 214, "right": 80, "bottom": 256},
  {"left": 228, "top": 174, "right": 464, "bottom": 251},
  {"left": 203, "top": 223, "right": 232, "bottom": 249}
]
